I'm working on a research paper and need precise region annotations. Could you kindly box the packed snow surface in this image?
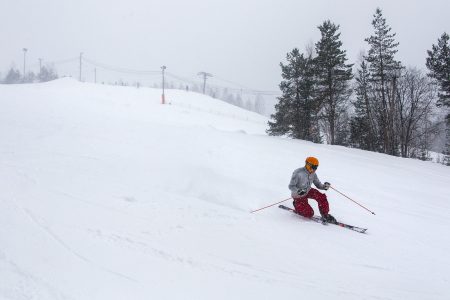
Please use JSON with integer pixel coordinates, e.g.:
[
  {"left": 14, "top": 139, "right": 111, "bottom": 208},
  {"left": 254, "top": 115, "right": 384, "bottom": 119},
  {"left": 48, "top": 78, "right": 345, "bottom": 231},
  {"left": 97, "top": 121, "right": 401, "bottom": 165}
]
[{"left": 1, "top": 78, "right": 449, "bottom": 300}]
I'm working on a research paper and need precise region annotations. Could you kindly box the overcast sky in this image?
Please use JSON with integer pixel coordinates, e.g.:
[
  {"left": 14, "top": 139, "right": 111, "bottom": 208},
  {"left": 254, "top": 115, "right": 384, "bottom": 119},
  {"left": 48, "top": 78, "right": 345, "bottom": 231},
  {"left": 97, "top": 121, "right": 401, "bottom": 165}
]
[{"left": 1, "top": 0, "right": 449, "bottom": 91}]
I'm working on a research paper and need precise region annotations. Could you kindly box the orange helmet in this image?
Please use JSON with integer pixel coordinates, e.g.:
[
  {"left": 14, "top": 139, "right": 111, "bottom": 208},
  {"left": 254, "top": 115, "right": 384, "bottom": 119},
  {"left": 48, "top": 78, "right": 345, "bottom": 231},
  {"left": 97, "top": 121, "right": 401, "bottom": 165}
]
[{"left": 305, "top": 156, "right": 319, "bottom": 173}]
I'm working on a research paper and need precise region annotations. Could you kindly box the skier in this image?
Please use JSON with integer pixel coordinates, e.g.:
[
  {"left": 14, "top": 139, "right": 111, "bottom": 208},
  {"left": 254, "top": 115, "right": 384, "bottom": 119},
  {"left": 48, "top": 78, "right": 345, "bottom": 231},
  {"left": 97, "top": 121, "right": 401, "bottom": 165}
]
[{"left": 288, "top": 156, "right": 336, "bottom": 223}]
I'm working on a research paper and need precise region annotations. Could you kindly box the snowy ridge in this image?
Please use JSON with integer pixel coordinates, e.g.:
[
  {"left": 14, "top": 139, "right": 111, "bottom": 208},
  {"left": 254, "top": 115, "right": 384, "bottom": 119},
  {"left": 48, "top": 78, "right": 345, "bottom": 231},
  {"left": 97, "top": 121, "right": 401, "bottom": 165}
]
[{"left": 1, "top": 79, "right": 449, "bottom": 299}]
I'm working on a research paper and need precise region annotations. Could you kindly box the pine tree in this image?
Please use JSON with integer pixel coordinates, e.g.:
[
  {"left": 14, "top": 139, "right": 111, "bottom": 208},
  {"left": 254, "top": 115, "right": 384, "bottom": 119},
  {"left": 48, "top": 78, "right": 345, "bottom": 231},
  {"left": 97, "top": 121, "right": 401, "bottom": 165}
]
[
  {"left": 24, "top": 71, "right": 36, "bottom": 83},
  {"left": 350, "top": 60, "right": 378, "bottom": 150},
  {"left": 334, "top": 110, "right": 351, "bottom": 146},
  {"left": 267, "top": 48, "right": 321, "bottom": 142},
  {"left": 4, "top": 68, "right": 21, "bottom": 84},
  {"left": 426, "top": 32, "right": 450, "bottom": 165},
  {"left": 365, "top": 8, "right": 402, "bottom": 155},
  {"left": 426, "top": 32, "right": 450, "bottom": 107},
  {"left": 315, "top": 20, "right": 353, "bottom": 145}
]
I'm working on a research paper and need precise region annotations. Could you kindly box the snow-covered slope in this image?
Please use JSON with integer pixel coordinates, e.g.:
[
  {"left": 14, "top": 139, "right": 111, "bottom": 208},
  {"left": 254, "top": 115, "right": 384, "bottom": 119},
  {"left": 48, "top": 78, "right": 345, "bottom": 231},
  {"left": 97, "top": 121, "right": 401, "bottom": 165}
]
[{"left": 1, "top": 79, "right": 449, "bottom": 300}]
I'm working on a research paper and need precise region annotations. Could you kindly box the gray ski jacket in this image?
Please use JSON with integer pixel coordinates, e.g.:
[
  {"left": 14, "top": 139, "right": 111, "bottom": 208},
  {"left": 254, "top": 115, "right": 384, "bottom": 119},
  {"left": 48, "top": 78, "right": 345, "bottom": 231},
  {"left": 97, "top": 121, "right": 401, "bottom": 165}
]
[{"left": 288, "top": 167, "right": 326, "bottom": 198}]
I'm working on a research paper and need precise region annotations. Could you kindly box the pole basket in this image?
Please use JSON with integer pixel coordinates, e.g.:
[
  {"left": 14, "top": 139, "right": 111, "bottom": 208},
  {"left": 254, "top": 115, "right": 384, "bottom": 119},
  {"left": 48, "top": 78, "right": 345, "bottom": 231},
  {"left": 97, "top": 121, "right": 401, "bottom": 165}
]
[{"left": 161, "top": 94, "right": 165, "bottom": 105}]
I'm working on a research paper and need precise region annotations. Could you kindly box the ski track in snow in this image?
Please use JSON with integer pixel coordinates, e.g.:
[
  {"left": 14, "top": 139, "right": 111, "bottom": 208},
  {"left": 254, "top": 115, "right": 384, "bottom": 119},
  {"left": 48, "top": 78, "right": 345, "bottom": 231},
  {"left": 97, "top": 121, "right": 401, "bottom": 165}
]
[
  {"left": 20, "top": 206, "right": 139, "bottom": 284},
  {"left": 0, "top": 250, "right": 72, "bottom": 300}
]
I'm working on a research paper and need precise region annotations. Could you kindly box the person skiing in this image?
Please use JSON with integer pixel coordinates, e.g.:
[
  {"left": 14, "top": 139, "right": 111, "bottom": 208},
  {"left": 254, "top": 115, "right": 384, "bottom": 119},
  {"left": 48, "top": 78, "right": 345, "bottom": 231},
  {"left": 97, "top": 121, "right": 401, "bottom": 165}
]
[{"left": 288, "top": 156, "right": 336, "bottom": 223}]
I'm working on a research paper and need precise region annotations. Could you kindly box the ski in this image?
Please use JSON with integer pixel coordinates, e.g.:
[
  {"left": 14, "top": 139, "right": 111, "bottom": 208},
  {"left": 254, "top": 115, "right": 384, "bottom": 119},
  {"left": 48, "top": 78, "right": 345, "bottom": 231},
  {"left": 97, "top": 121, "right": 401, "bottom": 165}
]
[{"left": 278, "top": 205, "right": 367, "bottom": 234}]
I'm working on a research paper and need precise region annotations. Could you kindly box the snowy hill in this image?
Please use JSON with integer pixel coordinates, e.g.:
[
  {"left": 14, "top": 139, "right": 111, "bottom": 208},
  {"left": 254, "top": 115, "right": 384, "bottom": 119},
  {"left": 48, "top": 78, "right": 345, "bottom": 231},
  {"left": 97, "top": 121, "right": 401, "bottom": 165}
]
[{"left": 1, "top": 79, "right": 449, "bottom": 300}]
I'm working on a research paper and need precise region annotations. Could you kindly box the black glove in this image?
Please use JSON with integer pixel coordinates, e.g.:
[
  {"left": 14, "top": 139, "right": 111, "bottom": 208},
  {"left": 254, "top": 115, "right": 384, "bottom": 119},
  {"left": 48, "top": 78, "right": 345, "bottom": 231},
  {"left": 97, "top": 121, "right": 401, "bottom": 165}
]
[
  {"left": 323, "top": 182, "right": 330, "bottom": 190},
  {"left": 297, "top": 189, "right": 306, "bottom": 196}
]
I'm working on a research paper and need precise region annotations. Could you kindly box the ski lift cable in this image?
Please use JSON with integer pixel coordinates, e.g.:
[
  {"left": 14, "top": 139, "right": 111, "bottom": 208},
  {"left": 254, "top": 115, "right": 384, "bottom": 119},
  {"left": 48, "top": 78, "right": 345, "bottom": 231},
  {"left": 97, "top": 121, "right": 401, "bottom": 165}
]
[{"left": 83, "top": 57, "right": 160, "bottom": 75}]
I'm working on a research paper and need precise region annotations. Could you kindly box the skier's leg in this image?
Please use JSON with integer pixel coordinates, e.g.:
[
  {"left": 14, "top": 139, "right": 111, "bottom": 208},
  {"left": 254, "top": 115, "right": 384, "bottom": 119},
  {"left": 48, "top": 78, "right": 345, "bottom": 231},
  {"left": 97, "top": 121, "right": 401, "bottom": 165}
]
[
  {"left": 308, "top": 188, "right": 329, "bottom": 216},
  {"left": 293, "top": 197, "right": 314, "bottom": 218}
]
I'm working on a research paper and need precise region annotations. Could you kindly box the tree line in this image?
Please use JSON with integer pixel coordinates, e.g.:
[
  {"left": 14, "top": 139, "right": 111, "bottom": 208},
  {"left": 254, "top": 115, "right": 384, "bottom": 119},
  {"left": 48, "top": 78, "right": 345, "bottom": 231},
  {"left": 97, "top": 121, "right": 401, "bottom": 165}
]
[
  {"left": 268, "top": 8, "right": 450, "bottom": 165},
  {"left": 1, "top": 65, "right": 58, "bottom": 84}
]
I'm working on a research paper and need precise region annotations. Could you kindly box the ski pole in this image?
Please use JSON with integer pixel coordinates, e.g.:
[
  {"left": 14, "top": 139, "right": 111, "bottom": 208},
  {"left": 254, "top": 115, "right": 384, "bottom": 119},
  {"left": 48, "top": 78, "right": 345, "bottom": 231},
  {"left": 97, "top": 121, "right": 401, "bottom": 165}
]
[
  {"left": 251, "top": 197, "right": 292, "bottom": 213},
  {"left": 330, "top": 186, "right": 376, "bottom": 215}
]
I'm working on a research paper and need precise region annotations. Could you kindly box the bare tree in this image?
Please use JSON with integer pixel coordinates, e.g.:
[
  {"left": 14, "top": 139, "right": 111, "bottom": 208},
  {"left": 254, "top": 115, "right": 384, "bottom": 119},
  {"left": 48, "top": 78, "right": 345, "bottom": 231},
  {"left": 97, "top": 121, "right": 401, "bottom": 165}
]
[{"left": 395, "top": 68, "right": 437, "bottom": 157}]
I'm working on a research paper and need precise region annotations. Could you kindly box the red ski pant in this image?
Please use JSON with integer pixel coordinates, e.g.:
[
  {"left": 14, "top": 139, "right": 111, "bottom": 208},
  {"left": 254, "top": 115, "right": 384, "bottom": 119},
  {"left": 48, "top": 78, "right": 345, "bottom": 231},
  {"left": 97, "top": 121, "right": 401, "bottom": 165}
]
[{"left": 293, "top": 188, "right": 329, "bottom": 218}]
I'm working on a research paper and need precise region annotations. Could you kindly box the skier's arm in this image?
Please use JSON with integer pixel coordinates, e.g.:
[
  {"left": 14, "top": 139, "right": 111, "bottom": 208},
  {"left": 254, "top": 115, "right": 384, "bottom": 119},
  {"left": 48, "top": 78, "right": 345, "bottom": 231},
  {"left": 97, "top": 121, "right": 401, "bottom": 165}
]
[{"left": 313, "top": 173, "right": 325, "bottom": 190}]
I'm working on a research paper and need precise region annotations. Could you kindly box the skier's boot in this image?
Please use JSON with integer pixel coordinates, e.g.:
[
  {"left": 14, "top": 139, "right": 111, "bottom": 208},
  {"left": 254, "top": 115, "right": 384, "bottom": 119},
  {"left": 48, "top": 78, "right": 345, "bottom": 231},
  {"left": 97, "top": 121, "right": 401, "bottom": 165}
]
[{"left": 321, "top": 214, "right": 337, "bottom": 224}]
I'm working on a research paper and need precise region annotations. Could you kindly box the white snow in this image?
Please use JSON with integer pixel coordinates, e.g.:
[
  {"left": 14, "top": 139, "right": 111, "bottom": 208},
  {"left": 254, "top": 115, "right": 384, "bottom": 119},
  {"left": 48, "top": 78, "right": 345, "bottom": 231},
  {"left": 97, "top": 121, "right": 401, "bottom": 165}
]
[{"left": 1, "top": 78, "right": 449, "bottom": 300}]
